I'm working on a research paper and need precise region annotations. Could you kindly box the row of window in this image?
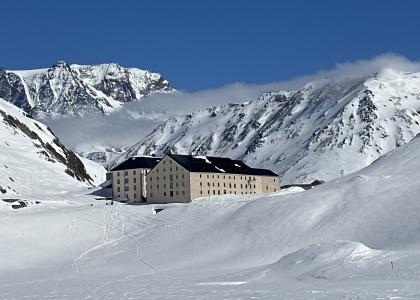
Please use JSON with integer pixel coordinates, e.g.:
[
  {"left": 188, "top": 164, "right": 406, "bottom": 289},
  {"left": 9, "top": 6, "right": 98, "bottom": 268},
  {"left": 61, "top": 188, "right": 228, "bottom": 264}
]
[
  {"left": 151, "top": 181, "right": 185, "bottom": 190},
  {"left": 149, "top": 190, "right": 186, "bottom": 198},
  {"left": 116, "top": 169, "right": 147, "bottom": 176},
  {"left": 149, "top": 174, "right": 185, "bottom": 181},
  {"left": 199, "top": 174, "right": 257, "bottom": 181},
  {"left": 116, "top": 177, "right": 137, "bottom": 185},
  {"left": 200, "top": 190, "right": 257, "bottom": 195},
  {"left": 117, "top": 185, "right": 138, "bottom": 192},
  {"left": 200, "top": 182, "right": 256, "bottom": 189}
]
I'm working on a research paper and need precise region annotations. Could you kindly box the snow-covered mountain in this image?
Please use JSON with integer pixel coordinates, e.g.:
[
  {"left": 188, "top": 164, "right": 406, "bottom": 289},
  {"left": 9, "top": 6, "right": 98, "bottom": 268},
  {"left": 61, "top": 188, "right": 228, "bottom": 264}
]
[
  {"left": 0, "top": 61, "right": 173, "bottom": 118},
  {"left": 114, "top": 68, "right": 420, "bottom": 183},
  {"left": 0, "top": 98, "right": 104, "bottom": 198}
]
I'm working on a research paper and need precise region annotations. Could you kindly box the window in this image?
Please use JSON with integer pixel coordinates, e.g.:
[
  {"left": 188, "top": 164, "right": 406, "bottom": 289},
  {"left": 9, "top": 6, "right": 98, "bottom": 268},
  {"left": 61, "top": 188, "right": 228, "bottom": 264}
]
[
  {"left": 207, "top": 175, "right": 209, "bottom": 178},
  {"left": 134, "top": 178, "right": 137, "bottom": 183},
  {"left": 157, "top": 176, "right": 159, "bottom": 180},
  {"left": 169, "top": 160, "right": 172, "bottom": 164},
  {"left": 170, "top": 183, "right": 173, "bottom": 189},
  {"left": 176, "top": 175, "right": 178, "bottom": 179},
  {"left": 117, "top": 172, "right": 120, "bottom": 176},
  {"left": 124, "top": 171, "right": 128, "bottom": 176},
  {"left": 134, "top": 185, "right": 137, "bottom": 191},
  {"left": 217, "top": 175, "right": 219, "bottom": 179},
  {"left": 207, "top": 182, "right": 210, "bottom": 187},
  {"left": 176, "top": 182, "right": 178, "bottom": 187},
  {"left": 229, "top": 176, "right": 231, "bottom": 179},
  {"left": 223, "top": 183, "right": 226, "bottom": 187},
  {"left": 182, "top": 174, "right": 184, "bottom": 178},
  {"left": 176, "top": 191, "right": 179, "bottom": 195},
  {"left": 254, "top": 184, "right": 256, "bottom": 188},
  {"left": 218, "top": 190, "right": 220, "bottom": 195},
  {"left": 274, "top": 189, "right": 276, "bottom": 192},
  {"left": 200, "top": 182, "right": 202, "bottom": 187},
  {"left": 212, "top": 175, "right": 214, "bottom": 179},
  {"left": 164, "top": 184, "right": 166, "bottom": 188},
  {"left": 170, "top": 168, "right": 172, "bottom": 172},
  {"left": 133, "top": 170, "right": 136, "bottom": 175},
  {"left": 170, "top": 191, "right": 174, "bottom": 197},
  {"left": 149, "top": 177, "right": 152, "bottom": 181},
  {"left": 213, "top": 190, "right": 215, "bottom": 195},
  {"left": 124, "top": 186, "right": 129, "bottom": 191},
  {"left": 241, "top": 184, "right": 243, "bottom": 188},
  {"left": 164, "top": 192, "right": 166, "bottom": 197},
  {"left": 212, "top": 182, "right": 215, "bottom": 187},
  {"left": 266, "top": 185, "right": 269, "bottom": 190},
  {"left": 274, "top": 179, "right": 276, "bottom": 182},
  {"left": 223, "top": 190, "right": 226, "bottom": 194},
  {"left": 182, "top": 182, "right": 184, "bottom": 186},
  {"left": 117, "top": 179, "right": 120, "bottom": 184},
  {"left": 208, "top": 190, "right": 210, "bottom": 194},
  {"left": 117, "top": 187, "right": 120, "bottom": 192},
  {"left": 124, "top": 178, "right": 129, "bottom": 184},
  {"left": 200, "top": 191, "right": 203, "bottom": 195},
  {"left": 234, "top": 184, "right": 236, "bottom": 188},
  {"left": 164, "top": 176, "right": 166, "bottom": 180},
  {"left": 200, "top": 174, "right": 202, "bottom": 178},
  {"left": 157, "top": 184, "right": 159, "bottom": 189},
  {"left": 229, "top": 183, "right": 231, "bottom": 188},
  {"left": 223, "top": 176, "right": 225, "bottom": 179},
  {"left": 150, "top": 193, "right": 153, "bottom": 197},
  {"left": 182, "top": 191, "right": 185, "bottom": 195},
  {"left": 217, "top": 182, "right": 220, "bottom": 187},
  {"left": 169, "top": 175, "right": 173, "bottom": 181},
  {"left": 176, "top": 167, "right": 178, "bottom": 171},
  {"left": 134, "top": 193, "right": 137, "bottom": 198}
]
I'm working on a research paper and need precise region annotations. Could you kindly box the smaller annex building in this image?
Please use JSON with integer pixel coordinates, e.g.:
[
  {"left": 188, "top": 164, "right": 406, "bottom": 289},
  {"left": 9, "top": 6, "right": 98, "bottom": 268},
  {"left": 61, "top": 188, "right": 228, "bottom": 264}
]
[
  {"left": 109, "top": 156, "right": 161, "bottom": 203},
  {"left": 146, "top": 154, "right": 278, "bottom": 204}
]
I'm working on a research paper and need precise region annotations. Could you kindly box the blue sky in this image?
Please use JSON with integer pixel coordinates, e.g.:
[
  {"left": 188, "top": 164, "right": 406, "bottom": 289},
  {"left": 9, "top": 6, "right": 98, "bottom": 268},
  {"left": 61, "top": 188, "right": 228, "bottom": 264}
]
[{"left": 1, "top": 0, "right": 419, "bottom": 91}]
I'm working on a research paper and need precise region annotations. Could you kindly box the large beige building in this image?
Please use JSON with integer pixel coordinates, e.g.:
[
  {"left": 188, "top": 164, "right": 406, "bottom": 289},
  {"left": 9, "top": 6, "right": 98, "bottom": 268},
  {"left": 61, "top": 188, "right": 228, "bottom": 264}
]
[
  {"left": 146, "top": 154, "right": 278, "bottom": 204},
  {"left": 110, "top": 156, "right": 160, "bottom": 203}
]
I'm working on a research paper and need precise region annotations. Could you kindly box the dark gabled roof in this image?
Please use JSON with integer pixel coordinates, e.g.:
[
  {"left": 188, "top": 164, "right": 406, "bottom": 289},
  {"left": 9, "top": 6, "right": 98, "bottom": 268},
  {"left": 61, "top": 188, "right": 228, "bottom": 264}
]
[
  {"left": 168, "top": 154, "right": 278, "bottom": 177},
  {"left": 110, "top": 156, "right": 161, "bottom": 171}
]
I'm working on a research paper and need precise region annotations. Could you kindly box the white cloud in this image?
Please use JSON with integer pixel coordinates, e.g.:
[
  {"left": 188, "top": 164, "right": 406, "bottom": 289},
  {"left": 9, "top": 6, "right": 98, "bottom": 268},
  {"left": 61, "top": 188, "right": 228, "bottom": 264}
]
[{"left": 46, "top": 53, "right": 420, "bottom": 153}]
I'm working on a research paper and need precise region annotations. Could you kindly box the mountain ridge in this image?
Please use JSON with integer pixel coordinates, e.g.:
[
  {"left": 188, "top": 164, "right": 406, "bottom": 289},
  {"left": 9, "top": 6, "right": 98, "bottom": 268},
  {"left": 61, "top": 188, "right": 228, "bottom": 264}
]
[
  {"left": 110, "top": 68, "right": 420, "bottom": 183},
  {"left": 0, "top": 61, "right": 174, "bottom": 118}
]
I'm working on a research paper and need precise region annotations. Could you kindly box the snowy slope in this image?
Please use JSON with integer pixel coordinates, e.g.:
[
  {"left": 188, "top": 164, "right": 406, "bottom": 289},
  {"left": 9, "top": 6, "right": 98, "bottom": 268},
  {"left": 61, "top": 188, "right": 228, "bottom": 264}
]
[
  {"left": 2, "top": 132, "right": 420, "bottom": 298},
  {"left": 115, "top": 68, "right": 420, "bottom": 182},
  {"left": 0, "top": 61, "right": 173, "bottom": 118},
  {"left": 0, "top": 98, "right": 105, "bottom": 198}
]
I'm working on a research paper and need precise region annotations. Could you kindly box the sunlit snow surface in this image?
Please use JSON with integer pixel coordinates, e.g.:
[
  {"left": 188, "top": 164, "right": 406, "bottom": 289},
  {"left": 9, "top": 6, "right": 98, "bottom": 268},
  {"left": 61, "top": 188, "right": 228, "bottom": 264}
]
[{"left": 2, "top": 136, "right": 420, "bottom": 298}]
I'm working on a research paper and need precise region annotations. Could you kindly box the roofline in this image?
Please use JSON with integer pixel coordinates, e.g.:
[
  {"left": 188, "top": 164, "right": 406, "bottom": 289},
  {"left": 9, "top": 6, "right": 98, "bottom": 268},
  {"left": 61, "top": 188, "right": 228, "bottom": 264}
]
[{"left": 164, "top": 153, "right": 278, "bottom": 177}]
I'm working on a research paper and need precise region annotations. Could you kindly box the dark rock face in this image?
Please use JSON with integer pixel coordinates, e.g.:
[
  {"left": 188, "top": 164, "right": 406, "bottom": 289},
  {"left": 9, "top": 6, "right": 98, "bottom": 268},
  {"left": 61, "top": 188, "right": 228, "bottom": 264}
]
[
  {"left": 2, "top": 62, "right": 174, "bottom": 118},
  {"left": 0, "top": 69, "right": 31, "bottom": 112}
]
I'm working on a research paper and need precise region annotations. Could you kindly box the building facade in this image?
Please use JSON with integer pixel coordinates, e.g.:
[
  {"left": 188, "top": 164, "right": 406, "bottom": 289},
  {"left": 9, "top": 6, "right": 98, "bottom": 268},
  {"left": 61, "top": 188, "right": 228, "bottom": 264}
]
[
  {"left": 146, "top": 154, "right": 278, "bottom": 204},
  {"left": 110, "top": 156, "right": 160, "bottom": 203}
]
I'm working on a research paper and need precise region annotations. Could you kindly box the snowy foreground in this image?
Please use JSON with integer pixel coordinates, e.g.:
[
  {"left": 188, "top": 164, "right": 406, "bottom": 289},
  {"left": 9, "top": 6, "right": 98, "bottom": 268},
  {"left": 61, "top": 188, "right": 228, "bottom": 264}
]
[{"left": 3, "top": 138, "right": 420, "bottom": 299}]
